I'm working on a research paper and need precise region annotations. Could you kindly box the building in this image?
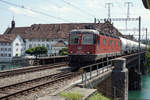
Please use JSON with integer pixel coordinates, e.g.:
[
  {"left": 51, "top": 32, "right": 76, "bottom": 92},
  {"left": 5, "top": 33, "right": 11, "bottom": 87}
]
[
  {"left": 0, "top": 34, "right": 24, "bottom": 62},
  {"left": 1, "top": 20, "right": 122, "bottom": 62},
  {"left": 51, "top": 40, "right": 67, "bottom": 56}
]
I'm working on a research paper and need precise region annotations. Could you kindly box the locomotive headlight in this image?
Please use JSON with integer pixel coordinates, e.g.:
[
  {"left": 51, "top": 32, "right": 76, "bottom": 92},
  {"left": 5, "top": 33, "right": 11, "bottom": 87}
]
[
  {"left": 87, "top": 52, "right": 90, "bottom": 54},
  {"left": 70, "top": 51, "right": 73, "bottom": 54}
]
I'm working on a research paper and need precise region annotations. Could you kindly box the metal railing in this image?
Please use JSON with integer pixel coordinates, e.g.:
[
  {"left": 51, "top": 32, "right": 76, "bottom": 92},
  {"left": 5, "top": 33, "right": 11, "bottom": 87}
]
[{"left": 81, "top": 59, "right": 114, "bottom": 85}]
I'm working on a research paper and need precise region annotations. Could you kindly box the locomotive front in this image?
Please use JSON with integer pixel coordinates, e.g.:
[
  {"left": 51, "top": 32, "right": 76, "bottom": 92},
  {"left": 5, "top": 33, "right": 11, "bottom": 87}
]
[{"left": 68, "top": 29, "right": 99, "bottom": 67}]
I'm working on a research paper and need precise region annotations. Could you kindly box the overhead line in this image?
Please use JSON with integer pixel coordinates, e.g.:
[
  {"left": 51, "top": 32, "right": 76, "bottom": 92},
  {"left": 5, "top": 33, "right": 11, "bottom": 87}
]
[
  {"left": 115, "top": 0, "right": 127, "bottom": 16},
  {"left": 0, "top": 0, "right": 71, "bottom": 22},
  {"left": 62, "top": 0, "right": 96, "bottom": 18}
]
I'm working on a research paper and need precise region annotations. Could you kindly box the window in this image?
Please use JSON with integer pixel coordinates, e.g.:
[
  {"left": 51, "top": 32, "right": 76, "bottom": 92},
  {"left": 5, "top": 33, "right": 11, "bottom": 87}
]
[
  {"left": 109, "top": 40, "right": 111, "bottom": 46},
  {"left": 117, "top": 42, "right": 119, "bottom": 46},
  {"left": 82, "top": 34, "right": 94, "bottom": 45},
  {"left": 16, "top": 43, "right": 19, "bottom": 46},
  {"left": 1, "top": 48, "right": 3, "bottom": 51},
  {"left": 8, "top": 48, "right": 11, "bottom": 51},
  {"left": 47, "top": 44, "right": 49, "bottom": 48},
  {"left": 103, "top": 39, "right": 106, "bottom": 45},
  {"left": 29, "top": 44, "right": 32, "bottom": 48},
  {"left": 5, "top": 48, "right": 7, "bottom": 51},
  {"left": 9, "top": 54, "right": 11, "bottom": 57},
  {"left": 1, "top": 54, "right": 3, "bottom": 57},
  {"left": 114, "top": 40, "right": 116, "bottom": 46},
  {"left": 69, "top": 34, "right": 80, "bottom": 45},
  {"left": 16, "top": 48, "right": 18, "bottom": 51}
]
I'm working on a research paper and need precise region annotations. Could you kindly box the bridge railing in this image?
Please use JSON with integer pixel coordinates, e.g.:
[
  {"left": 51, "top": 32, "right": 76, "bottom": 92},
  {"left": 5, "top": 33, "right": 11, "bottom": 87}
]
[{"left": 81, "top": 59, "right": 114, "bottom": 85}]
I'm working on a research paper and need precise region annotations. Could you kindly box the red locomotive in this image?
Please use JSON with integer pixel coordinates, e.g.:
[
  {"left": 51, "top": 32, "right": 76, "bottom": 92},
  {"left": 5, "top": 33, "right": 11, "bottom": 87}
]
[{"left": 68, "top": 29, "right": 121, "bottom": 68}]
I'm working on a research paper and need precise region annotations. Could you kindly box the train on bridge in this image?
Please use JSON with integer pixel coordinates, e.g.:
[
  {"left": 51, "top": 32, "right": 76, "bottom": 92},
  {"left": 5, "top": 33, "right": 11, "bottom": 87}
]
[{"left": 68, "top": 29, "right": 146, "bottom": 68}]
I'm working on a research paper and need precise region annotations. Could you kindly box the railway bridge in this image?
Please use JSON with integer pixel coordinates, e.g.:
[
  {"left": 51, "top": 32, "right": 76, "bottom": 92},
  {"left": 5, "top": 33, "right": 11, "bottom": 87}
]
[{"left": 78, "top": 52, "right": 147, "bottom": 100}]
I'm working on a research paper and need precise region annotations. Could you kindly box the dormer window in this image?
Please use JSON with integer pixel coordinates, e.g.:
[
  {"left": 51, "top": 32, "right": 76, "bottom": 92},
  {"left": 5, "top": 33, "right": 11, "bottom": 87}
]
[{"left": 16, "top": 43, "right": 19, "bottom": 46}]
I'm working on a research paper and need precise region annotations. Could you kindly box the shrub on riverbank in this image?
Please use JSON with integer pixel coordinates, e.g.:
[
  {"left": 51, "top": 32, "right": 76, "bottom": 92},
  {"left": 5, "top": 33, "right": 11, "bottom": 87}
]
[
  {"left": 88, "top": 93, "right": 110, "bottom": 100},
  {"left": 61, "top": 91, "right": 83, "bottom": 100}
]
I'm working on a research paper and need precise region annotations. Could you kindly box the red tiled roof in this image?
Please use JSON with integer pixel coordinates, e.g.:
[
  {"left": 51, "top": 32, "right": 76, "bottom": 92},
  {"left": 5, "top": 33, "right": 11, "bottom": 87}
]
[
  {"left": 4, "top": 22, "right": 123, "bottom": 39},
  {"left": 52, "top": 41, "right": 66, "bottom": 47},
  {"left": 0, "top": 34, "right": 17, "bottom": 43},
  {"left": 4, "top": 27, "right": 30, "bottom": 34}
]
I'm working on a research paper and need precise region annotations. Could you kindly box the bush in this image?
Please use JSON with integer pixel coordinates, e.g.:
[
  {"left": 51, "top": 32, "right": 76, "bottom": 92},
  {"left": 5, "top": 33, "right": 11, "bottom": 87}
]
[
  {"left": 25, "top": 46, "right": 48, "bottom": 57},
  {"left": 15, "top": 53, "right": 18, "bottom": 56},
  {"left": 88, "top": 93, "right": 110, "bottom": 100},
  {"left": 59, "top": 48, "right": 68, "bottom": 56},
  {"left": 61, "top": 91, "right": 83, "bottom": 100}
]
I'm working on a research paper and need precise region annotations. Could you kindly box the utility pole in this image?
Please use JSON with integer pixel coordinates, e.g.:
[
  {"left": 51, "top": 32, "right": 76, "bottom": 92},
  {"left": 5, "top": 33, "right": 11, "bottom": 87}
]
[
  {"left": 125, "top": 2, "right": 133, "bottom": 31},
  {"left": 138, "top": 16, "right": 141, "bottom": 73},
  {"left": 105, "top": 3, "right": 113, "bottom": 19},
  {"left": 146, "top": 28, "right": 148, "bottom": 48}
]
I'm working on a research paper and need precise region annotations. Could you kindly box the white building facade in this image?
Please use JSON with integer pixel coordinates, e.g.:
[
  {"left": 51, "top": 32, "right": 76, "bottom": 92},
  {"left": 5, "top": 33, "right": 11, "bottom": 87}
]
[
  {"left": 0, "top": 34, "right": 67, "bottom": 62},
  {"left": 24, "top": 38, "right": 67, "bottom": 56},
  {"left": 0, "top": 35, "right": 24, "bottom": 62}
]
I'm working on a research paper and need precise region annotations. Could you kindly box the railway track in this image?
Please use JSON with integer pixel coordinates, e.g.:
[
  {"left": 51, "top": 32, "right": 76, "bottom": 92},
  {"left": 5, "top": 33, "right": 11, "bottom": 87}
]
[
  {"left": 0, "top": 62, "right": 68, "bottom": 78},
  {"left": 0, "top": 71, "right": 79, "bottom": 100}
]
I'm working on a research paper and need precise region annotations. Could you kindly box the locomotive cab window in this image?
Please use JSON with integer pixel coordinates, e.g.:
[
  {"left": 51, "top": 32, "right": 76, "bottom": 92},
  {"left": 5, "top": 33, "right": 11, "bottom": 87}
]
[
  {"left": 94, "top": 35, "right": 99, "bottom": 45},
  {"left": 69, "top": 34, "right": 80, "bottom": 45},
  {"left": 82, "top": 34, "right": 94, "bottom": 45}
]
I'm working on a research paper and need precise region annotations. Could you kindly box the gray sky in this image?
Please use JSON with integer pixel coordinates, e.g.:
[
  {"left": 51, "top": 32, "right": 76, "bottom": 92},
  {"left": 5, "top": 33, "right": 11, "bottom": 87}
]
[{"left": 0, "top": 0, "right": 149, "bottom": 39}]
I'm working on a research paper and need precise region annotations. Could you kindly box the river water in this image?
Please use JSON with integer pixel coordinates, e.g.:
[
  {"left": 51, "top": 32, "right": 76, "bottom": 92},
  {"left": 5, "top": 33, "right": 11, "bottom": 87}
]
[{"left": 128, "top": 72, "right": 150, "bottom": 99}]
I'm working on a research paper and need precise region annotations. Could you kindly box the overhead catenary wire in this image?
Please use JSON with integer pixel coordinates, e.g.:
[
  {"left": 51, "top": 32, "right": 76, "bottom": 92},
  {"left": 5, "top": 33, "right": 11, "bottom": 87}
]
[
  {"left": 115, "top": 0, "right": 127, "bottom": 17},
  {"left": 0, "top": 0, "right": 71, "bottom": 22},
  {"left": 46, "top": 0, "right": 62, "bottom": 8},
  {"left": 61, "top": 0, "right": 96, "bottom": 18}
]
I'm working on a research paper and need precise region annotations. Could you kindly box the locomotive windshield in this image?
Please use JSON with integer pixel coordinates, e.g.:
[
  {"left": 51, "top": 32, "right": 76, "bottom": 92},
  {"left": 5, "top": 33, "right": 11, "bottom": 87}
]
[
  {"left": 82, "top": 34, "right": 94, "bottom": 45},
  {"left": 69, "top": 34, "right": 80, "bottom": 44}
]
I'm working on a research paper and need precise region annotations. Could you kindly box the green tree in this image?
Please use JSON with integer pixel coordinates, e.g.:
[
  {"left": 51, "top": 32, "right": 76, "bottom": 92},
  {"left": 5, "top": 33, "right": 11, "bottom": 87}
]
[
  {"left": 25, "top": 48, "right": 35, "bottom": 55},
  {"left": 34, "top": 46, "right": 48, "bottom": 57},
  {"left": 59, "top": 48, "right": 68, "bottom": 56},
  {"left": 25, "top": 46, "right": 48, "bottom": 58}
]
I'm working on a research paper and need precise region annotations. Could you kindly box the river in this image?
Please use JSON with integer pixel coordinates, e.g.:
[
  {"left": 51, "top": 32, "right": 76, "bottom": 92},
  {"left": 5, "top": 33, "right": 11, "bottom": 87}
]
[{"left": 128, "top": 72, "right": 150, "bottom": 99}]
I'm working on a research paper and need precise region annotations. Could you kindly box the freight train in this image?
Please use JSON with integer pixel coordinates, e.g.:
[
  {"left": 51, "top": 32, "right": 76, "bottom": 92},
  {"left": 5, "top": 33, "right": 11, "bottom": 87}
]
[{"left": 68, "top": 29, "right": 146, "bottom": 68}]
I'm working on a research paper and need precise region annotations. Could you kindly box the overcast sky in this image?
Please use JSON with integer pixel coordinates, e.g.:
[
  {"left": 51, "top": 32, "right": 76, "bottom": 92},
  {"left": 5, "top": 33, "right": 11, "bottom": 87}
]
[{"left": 0, "top": 0, "right": 150, "bottom": 39}]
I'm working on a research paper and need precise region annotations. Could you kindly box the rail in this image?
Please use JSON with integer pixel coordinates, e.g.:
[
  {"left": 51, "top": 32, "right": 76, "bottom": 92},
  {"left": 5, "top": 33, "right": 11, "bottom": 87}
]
[
  {"left": 0, "top": 71, "right": 78, "bottom": 99},
  {"left": 0, "top": 62, "right": 68, "bottom": 78}
]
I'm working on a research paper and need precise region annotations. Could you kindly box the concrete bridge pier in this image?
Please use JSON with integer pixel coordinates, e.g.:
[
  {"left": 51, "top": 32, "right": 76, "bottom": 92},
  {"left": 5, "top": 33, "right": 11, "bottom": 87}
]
[
  {"left": 129, "top": 68, "right": 142, "bottom": 90},
  {"left": 141, "top": 60, "right": 147, "bottom": 75},
  {"left": 112, "top": 58, "right": 128, "bottom": 100}
]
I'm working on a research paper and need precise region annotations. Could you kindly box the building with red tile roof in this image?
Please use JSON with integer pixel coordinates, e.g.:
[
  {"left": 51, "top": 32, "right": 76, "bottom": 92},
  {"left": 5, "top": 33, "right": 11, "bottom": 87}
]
[{"left": 1, "top": 20, "right": 123, "bottom": 62}]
